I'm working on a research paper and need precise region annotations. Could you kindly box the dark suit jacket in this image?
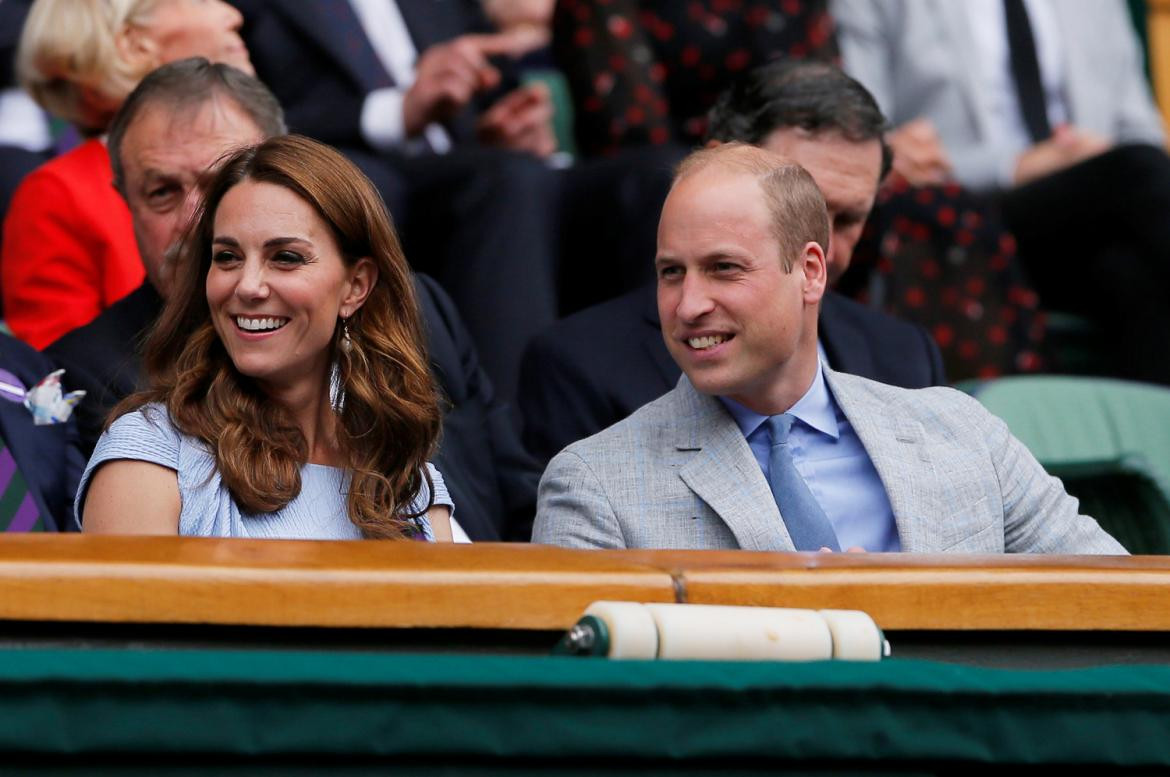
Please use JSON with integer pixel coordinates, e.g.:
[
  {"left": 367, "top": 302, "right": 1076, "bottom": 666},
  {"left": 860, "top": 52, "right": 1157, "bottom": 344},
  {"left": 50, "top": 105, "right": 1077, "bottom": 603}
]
[
  {"left": 0, "top": 0, "right": 32, "bottom": 88},
  {"left": 413, "top": 274, "right": 540, "bottom": 541},
  {"left": 235, "top": 0, "right": 496, "bottom": 150},
  {"left": 45, "top": 282, "right": 160, "bottom": 458},
  {"left": 0, "top": 333, "right": 85, "bottom": 531},
  {"left": 46, "top": 275, "right": 538, "bottom": 541},
  {"left": 518, "top": 284, "right": 946, "bottom": 463}
]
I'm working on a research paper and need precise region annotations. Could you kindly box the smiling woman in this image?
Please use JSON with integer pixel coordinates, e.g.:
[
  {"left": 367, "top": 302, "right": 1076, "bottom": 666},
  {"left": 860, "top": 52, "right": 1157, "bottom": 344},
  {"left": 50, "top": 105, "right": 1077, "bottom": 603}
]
[{"left": 77, "top": 135, "right": 457, "bottom": 542}]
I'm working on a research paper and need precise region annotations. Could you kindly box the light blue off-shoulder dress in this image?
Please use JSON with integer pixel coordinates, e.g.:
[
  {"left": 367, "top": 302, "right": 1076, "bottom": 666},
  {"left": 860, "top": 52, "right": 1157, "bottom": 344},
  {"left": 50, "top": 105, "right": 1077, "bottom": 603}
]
[{"left": 75, "top": 403, "right": 455, "bottom": 540}]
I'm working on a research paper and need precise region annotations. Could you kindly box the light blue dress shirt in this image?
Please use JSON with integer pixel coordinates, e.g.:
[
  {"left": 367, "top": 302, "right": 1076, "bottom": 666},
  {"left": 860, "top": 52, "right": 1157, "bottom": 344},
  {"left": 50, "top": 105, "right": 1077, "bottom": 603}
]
[{"left": 719, "top": 360, "right": 901, "bottom": 552}]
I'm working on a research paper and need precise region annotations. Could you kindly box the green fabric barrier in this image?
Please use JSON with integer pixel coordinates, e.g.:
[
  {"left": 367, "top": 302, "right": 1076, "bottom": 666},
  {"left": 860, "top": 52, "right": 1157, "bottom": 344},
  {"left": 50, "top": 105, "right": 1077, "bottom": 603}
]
[{"left": 3, "top": 647, "right": 1170, "bottom": 766}]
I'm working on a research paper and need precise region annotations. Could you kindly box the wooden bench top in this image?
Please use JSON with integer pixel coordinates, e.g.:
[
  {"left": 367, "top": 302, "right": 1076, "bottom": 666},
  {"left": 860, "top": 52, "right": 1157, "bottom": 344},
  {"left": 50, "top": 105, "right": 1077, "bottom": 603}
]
[{"left": 1, "top": 535, "right": 1167, "bottom": 631}]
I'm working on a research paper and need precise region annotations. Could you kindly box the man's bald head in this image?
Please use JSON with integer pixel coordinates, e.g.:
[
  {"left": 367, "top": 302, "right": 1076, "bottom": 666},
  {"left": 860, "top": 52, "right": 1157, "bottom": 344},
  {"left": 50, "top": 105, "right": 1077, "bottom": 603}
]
[{"left": 673, "top": 143, "right": 829, "bottom": 272}]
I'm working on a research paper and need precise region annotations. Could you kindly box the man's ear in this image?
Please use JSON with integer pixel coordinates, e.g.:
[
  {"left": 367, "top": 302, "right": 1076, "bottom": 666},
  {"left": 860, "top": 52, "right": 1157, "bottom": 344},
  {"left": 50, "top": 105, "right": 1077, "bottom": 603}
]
[
  {"left": 798, "top": 241, "right": 827, "bottom": 305},
  {"left": 115, "top": 24, "right": 160, "bottom": 72},
  {"left": 340, "top": 257, "right": 378, "bottom": 318},
  {"left": 704, "top": 139, "right": 722, "bottom": 149}
]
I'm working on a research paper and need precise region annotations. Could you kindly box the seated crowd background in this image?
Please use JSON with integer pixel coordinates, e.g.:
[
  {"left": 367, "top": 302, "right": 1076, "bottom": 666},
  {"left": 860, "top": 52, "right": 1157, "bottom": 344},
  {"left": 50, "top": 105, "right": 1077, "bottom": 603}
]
[{"left": 0, "top": 0, "right": 1164, "bottom": 550}]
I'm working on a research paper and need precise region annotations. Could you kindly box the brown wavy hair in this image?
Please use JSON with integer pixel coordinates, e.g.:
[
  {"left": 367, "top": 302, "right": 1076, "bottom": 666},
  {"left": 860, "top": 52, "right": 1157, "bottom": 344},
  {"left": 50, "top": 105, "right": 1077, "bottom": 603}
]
[{"left": 113, "top": 135, "right": 441, "bottom": 538}]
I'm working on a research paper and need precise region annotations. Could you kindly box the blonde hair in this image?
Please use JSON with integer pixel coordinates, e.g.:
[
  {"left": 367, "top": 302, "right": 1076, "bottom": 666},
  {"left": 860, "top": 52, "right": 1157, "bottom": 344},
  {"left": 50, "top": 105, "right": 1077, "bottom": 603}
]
[
  {"left": 674, "top": 142, "right": 830, "bottom": 271},
  {"left": 17, "top": 0, "right": 163, "bottom": 132}
]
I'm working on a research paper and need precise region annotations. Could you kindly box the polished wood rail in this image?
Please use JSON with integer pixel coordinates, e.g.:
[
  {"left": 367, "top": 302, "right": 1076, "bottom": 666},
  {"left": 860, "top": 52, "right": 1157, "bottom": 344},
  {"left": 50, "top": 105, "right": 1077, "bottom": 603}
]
[
  {"left": 0, "top": 536, "right": 674, "bottom": 630},
  {"left": 624, "top": 549, "right": 1170, "bottom": 631},
  {"left": 1149, "top": 0, "right": 1170, "bottom": 133},
  {"left": 1, "top": 535, "right": 1168, "bottom": 632}
]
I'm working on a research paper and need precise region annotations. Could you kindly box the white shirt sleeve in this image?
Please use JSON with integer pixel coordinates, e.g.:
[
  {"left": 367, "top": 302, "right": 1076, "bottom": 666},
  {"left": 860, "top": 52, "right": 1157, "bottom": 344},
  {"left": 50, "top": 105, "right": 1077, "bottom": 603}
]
[
  {"left": 360, "top": 86, "right": 410, "bottom": 152},
  {"left": 450, "top": 517, "right": 473, "bottom": 544},
  {"left": 360, "top": 86, "right": 452, "bottom": 155}
]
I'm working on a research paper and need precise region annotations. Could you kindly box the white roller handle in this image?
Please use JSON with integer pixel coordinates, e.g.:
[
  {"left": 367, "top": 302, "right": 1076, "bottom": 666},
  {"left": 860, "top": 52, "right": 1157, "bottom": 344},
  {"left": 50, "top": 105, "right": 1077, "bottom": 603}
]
[
  {"left": 583, "top": 602, "right": 887, "bottom": 661},
  {"left": 583, "top": 600, "right": 659, "bottom": 658},
  {"left": 645, "top": 603, "right": 833, "bottom": 660},
  {"left": 819, "top": 609, "right": 888, "bottom": 661}
]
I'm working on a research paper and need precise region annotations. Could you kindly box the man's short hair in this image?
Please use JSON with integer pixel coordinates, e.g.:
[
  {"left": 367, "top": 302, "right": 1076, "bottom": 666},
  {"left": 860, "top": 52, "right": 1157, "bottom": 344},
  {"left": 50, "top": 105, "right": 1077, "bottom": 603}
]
[
  {"left": 706, "top": 61, "right": 893, "bottom": 180},
  {"left": 674, "top": 143, "right": 830, "bottom": 272},
  {"left": 108, "top": 57, "right": 287, "bottom": 191}
]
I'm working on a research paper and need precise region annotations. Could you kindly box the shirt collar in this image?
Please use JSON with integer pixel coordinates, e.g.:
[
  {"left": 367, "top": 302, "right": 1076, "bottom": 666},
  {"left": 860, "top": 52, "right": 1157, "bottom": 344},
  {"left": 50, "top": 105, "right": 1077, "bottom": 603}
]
[{"left": 718, "top": 358, "right": 840, "bottom": 441}]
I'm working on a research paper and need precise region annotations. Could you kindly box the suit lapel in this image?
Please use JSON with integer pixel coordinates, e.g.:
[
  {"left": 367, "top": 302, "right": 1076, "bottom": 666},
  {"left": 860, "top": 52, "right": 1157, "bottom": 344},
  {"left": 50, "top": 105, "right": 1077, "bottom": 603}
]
[
  {"left": 671, "top": 379, "right": 794, "bottom": 551},
  {"left": 930, "top": 0, "right": 991, "bottom": 140},
  {"left": 395, "top": 0, "right": 459, "bottom": 52},
  {"left": 269, "top": 3, "right": 391, "bottom": 92},
  {"left": 825, "top": 369, "right": 946, "bottom": 552}
]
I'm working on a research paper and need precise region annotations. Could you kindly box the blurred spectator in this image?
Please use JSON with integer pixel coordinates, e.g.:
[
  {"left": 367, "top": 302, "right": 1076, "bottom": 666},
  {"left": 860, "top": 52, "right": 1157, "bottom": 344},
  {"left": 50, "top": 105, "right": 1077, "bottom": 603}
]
[
  {"left": 1, "top": 0, "right": 253, "bottom": 349},
  {"left": 835, "top": 0, "right": 1170, "bottom": 385}
]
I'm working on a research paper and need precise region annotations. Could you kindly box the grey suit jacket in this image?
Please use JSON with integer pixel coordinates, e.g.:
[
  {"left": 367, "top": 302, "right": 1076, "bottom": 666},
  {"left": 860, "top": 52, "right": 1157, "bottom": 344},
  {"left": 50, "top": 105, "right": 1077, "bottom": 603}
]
[
  {"left": 832, "top": 0, "right": 1166, "bottom": 191},
  {"left": 533, "top": 369, "right": 1125, "bottom": 554}
]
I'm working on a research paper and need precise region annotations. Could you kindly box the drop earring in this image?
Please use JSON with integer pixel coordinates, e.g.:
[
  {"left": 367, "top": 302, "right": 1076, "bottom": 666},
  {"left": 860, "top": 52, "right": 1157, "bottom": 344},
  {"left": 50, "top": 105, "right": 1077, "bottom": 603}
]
[
  {"left": 329, "top": 360, "right": 344, "bottom": 414},
  {"left": 331, "top": 317, "right": 351, "bottom": 414},
  {"left": 341, "top": 318, "right": 353, "bottom": 354}
]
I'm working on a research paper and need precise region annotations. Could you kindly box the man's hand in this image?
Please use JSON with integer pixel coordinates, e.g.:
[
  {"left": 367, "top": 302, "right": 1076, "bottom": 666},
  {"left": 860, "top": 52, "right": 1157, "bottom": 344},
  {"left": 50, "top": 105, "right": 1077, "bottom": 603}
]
[
  {"left": 403, "top": 32, "right": 525, "bottom": 138},
  {"left": 477, "top": 81, "right": 557, "bottom": 157},
  {"left": 482, "top": 0, "right": 554, "bottom": 54},
  {"left": 888, "top": 118, "right": 953, "bottom": 186},
  {"left": 1013, "top": 125, "right": 1111, "bottom": 186}
]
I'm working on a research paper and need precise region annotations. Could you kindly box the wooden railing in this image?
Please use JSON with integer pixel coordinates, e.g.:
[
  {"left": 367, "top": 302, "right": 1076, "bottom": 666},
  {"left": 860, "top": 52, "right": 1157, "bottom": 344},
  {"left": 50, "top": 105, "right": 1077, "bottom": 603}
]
[
  {"left": 1, "top": 535, "right": 1168, "bottom": 632},
  {"left": 1148, "top": 0, "right": 1170, "bottom": 130}
]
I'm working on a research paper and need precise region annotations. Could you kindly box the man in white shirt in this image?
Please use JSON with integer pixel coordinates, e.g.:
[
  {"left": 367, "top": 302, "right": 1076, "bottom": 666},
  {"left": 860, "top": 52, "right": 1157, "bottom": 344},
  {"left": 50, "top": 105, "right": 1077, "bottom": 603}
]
[{"left": 833, "top": 0, "right": 1170, "bottom": 385}]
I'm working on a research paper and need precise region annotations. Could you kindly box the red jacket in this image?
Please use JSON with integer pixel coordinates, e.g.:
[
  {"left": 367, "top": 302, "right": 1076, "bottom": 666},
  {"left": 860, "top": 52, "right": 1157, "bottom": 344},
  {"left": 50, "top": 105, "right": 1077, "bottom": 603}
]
[{"left": 1, "top": 140, "right": 144, "bottom": 349}]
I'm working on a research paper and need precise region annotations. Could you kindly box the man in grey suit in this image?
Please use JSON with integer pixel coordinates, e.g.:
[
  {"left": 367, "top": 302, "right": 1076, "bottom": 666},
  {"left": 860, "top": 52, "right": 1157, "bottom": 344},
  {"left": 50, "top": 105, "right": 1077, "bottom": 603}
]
[
  {"left": 533, "top": 143, "right": 1124, "bottom": 554},
  {"left": 832, "top": 0, "right": 1170, "bottom": 385}
]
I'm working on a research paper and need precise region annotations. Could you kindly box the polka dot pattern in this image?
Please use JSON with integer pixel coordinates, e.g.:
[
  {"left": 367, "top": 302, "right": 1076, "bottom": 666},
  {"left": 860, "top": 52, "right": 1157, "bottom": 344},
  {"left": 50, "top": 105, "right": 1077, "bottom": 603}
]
[
  {"left": 848, "top": 178, "right": 1047, "bottom": 379},
  {"left": 553, "top": 0, "right": 838, "bottom": 157}
]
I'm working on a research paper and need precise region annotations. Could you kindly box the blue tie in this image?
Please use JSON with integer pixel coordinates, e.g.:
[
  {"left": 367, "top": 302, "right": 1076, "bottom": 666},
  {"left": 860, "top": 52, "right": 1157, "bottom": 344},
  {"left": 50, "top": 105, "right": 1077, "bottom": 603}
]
[{"left": 767, "top": 414, "right": 840, "bottom": 552}]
